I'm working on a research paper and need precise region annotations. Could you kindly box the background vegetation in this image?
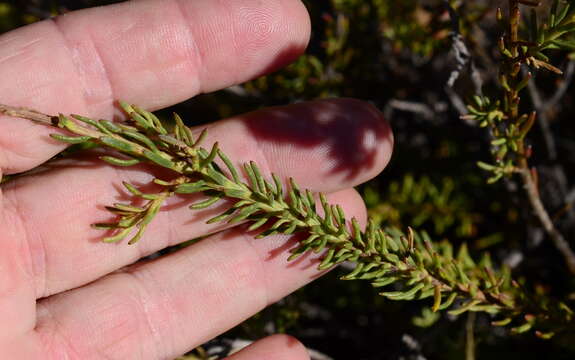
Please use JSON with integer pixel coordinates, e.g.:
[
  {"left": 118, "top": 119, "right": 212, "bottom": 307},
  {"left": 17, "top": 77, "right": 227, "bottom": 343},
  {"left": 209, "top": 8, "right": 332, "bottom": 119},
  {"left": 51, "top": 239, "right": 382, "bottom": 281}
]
[{"left": 2, "top": 0, "right": 575, "bottom": 359}]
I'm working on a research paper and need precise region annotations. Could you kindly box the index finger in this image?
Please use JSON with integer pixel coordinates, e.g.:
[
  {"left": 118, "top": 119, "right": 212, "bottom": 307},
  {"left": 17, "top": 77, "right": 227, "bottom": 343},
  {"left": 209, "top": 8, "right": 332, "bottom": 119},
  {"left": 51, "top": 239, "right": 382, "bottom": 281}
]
[{"left": 0, "top": 0, "right": 310, "bottom": 174}]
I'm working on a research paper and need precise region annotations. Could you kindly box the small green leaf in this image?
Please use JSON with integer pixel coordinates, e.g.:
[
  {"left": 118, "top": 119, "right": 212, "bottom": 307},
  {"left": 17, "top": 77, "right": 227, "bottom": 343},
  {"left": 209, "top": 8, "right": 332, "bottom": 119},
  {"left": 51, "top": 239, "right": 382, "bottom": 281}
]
[
  {"left": 201, "top": 142, "right": 219, "bottom": 169},
  {"left": 194, "top": 128, "right": 208, "bottom": 147},
  {"left": 159, "top": 134, "right": 187, "bottom": 148},
  {"left": 100, "top": 136, "right": 137, "bottom": 153},
  {"left": 189, "top": 196, "right": 222, "bottom": 210},
  {"left": 123, "top": 130, "right": 159, "bottom": 152},
  {"left": 248, "top": 217, "right": 268, "bottom": 231},
  {"left": 477, "top": 161, "right": 496, "bottom": 171},
  {"left": 102, "top": 227, "right": 133, "bottom": 243},
  {"left": 449, "top": 300, "right": 481, "bottom": 316},
  {"left": 287, "top": 246, "right": 307, "bottom": 261},
  {"left": 174, "top": 113, "right": 193, "bottom": 145},
  {"left": 342, "top": 263, "right": 365, "bottom": 280},
  {"left": 318, "top": 248, "right": 336, "bottom": 270},
  {"left": 218, "top": 149, "right": 241, "bottom": 183},
  {"left": 511, "top": 322, "right": 533, "bottom": 334},
  {"left": 381, "top": 283, "right": 425, "bottom": 300},
  {"left": 128, "top": 225, "right": 147, "bottom": 245},
  {"left": 556, "top": 2, "right": 571, "bottom": 25},
  {"left": 244, "top": 162, "right": 259, "bottom": 192},
  {"left": 100, "top": 156, "right": 141, "bottom": 167},
  {"left": 143, "top": 150, "right": 175, "bottom": 169},
  {"left": 207, "top": 207, "right": 236, "bottom": 224},
  {"left": 112, "top": 203, "right": 145, "bottom": 213},
  {"left": 50, "top": 134, "right": 92, "bottom": 144},
  {"left": 272, "top": 173, "right": 284, "bottom": 199},
  {"left": 71, "top": 114, "right": 100, "bottom": 128},
  {"left": 438, "top": 292, "right": 458, "bottom": 310},
  {"left": 128, "top": 110, "right": 152, "bottom": 130},
  {"left": 123, "top": 182, "right": 142, "bottom": 196},
  {"left": 99, "top": 120, "right": 122, "bottom": 133},
  {"left": 205, "top": 167, "right": 230, "bottom": 186},
  {"left": 92, "top": 222, "right": 121, "bottom": 229},
  {"left": 174, "top": 180, "right": 209, "bottom": 194}
]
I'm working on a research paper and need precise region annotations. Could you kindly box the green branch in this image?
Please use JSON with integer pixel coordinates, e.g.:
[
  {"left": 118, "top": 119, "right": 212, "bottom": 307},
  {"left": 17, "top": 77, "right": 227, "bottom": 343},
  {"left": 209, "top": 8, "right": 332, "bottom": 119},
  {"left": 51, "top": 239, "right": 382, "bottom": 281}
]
[{"left": 1, "top": 101, "right": 573, "bottom": 338}]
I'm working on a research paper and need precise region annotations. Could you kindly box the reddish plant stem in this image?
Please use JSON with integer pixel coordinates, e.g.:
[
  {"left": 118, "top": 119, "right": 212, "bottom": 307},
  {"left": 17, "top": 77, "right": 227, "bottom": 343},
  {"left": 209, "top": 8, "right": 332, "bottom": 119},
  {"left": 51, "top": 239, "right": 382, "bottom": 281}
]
[{"left": 502, "top": 1, "right": 575, "bottom": 274}]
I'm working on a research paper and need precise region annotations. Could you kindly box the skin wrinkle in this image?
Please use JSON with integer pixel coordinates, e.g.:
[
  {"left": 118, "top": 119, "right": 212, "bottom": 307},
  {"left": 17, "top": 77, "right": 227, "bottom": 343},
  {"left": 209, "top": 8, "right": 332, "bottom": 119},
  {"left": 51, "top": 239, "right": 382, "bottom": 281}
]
[
  {"left": 35, "top": 303, "right": 78, "bottom": 360},
  {"left": 117, "top": 270, "right": 164, "bottom": 359},
  {"left": 124, "top": 233, "right": 268, "bottom": 356},
  {"left": 65, "top": 274, "right": 154, "bottom": 359},
  {"left": 0, "top": 202, "right": 35, "bottom": 349},
  {"left": 0, "top": 33, "right": 18, "bottom": 46},
  {"left": 90, "top": 294, "right": 139, "bottom": 359},
  {"left": 0, "top": 38, "right": 42, "bottom": 65},
  {"left": 2, "top": 183, "right": 47, "bottom": 302},
  {"left": 225, "top": 0, "right": 242, "bottom": 88},
  {"left": 5, "top": 162, "right": 118, "bottom": 299},
  {"left": 173, "top": 0, "right": 204, "bottom": 100},
  {"left": 51, "top": 16, "right": 114, "bottom": 117},
  {"left": 209, "top": 233, "right": 269, "bottom": 324},
  {"left": 44, "top": 19, "right": 93, "bottom": 117},
  {"left": 162, "top": 195, "right": 181, "bottom": 263},
  {"left": 66, "top": 24, "right": 112, "bottom": 113},
  {"left": 15, "top": 170, "right": 106, "bottom": 298},
  {"left": 203, "top": 235, "right": 267, "bottom": 331},
  {"left": 237, "top": 230, "right": 271, "bottom": 309},
  {"left": 0, "top": 143, "right": 8, "bottom": 174},
  {"left": 249, "top": 130, "right": 276, "bottom": 192},
  {"left": 0, "top": 107, "right": 54, "bottom": 175},
  {"left": 0, "top": 28, "right": 58, "bottom": 173}
]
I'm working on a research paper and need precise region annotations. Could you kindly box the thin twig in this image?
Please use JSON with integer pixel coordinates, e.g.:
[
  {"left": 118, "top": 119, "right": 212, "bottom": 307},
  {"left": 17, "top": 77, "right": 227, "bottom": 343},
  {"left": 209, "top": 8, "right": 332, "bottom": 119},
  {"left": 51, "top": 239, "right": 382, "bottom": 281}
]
[
  {"left": 525, "top": 62, "right": 575, "bottom": 161},
  {"left": 444, "top": 1, "right": 484, "bottom": 95},
  {"left": 387, "top": 99, "right": 435, "bottom": 120},
  {"left": 546, "top": 61, "right": 575, "bottom": 111},
  {"left": 501, "top": 0, "right": 575, "bottom": 275},
  {"left": 442, "top": 1, "right": 475, "bottom": 119},
  {"left": 443, "top": 1, "right": 484, "bottom": 123},
  {"left": 567, "top": 187, "right": 575, "bottom": 205},
  {"left": 0, "top": 104, "right": 55, "bottom": 126},
  {"left": 444, "top": 86, "right": 470, "bottom": 117},
  {"left": 518, "top": 167, "right": 575, "bottom": 274},
  {"left": 524, "top": 65, "right": 574, "bottom": 223},
  {"left": 465, "top": 312, "right": 476, "bottom": 360},
  {"left": 526, "top": 74, "right": 557, "bottom": 160}
]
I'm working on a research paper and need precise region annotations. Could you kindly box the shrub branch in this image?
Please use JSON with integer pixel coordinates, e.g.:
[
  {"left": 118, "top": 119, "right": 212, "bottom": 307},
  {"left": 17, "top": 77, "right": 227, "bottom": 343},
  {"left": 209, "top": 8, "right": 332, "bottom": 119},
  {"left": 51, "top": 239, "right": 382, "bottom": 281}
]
[
  {"left": 1, "top": 101, "right": 573, "bottom": 337},
  {"left": 464, "top": 0, "right": 575, "bottom": 274}
]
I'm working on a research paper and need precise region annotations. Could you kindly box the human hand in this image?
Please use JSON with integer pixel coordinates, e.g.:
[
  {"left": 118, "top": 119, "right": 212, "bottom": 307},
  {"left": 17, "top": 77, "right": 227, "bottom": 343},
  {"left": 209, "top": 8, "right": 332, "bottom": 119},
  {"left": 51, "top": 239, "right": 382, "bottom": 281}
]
[{"left": 0, "top": 1, "right": 393, "bottom": 358}]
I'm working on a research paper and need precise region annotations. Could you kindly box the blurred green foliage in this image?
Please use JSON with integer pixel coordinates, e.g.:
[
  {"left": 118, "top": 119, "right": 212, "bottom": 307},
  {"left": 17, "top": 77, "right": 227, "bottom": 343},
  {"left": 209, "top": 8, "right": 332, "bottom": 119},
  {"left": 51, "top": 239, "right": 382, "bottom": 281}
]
[{"left": 365, "top": 174, "right": 478, "bottom": 238}]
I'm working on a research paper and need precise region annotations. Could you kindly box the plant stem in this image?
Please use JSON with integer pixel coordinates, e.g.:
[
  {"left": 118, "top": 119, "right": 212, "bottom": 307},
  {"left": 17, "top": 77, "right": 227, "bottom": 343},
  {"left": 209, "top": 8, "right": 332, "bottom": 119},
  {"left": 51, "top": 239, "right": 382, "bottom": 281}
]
[
  {"left": 0, "top": 103, "right": 55, "bottom": 125},
  {"left": 2, "top": 101, "right": 573, "bottom": 335},
  {"left": 465, "top": 312, "right": 476, "bottom": 360},
  {"left": 0, "top": 102, "right": 518, "bottom": 312},
  {"left": 499, "top": 1, "right": 575, "bottom": 275},
  {"left": 507, "top": 0, "right": 521, "bottom": 120},
  {"left": 518, "top": 167, "right": 575, "bottom": 273}
]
